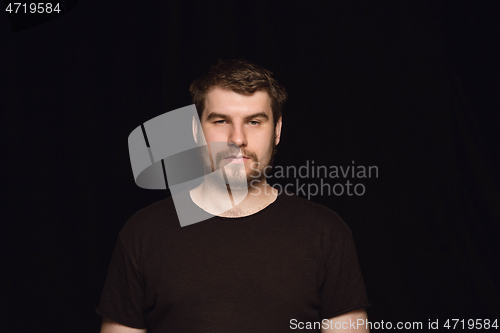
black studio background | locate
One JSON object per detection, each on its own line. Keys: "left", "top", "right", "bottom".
{"left": 1, "top": 0, "right": 499, "bottom": 332}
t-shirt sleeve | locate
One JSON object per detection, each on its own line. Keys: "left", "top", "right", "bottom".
{"left": 318, "top": 230, "right": 371, "bottom": 320}
{"left": 95, "top": 234, "right": 147, "bottom": 329}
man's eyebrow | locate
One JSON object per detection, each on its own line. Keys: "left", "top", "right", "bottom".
{"left": 205, "top": 111, "right": 269, "bottom": 121}
{"left": 205, "top": 112, "right": 228, "bottom": 121}
{"left": 245, "top": 112, "right": 269, "bottom": 120}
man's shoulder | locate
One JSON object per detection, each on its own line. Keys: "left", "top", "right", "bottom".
{"left": 277, "top": 193, "right": 344, "bottom": 221}
{"left": 276, "top": 193, "right": 352, "bottom": 236}
{"left": 119, "top": 195, "right": 178, "bottom": 238}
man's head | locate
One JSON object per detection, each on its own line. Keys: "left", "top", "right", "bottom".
{"left": 190, "top": 59, "right": 287, "bottom": 189}
{"left": 190, "top": 59, "right": 287, "bottom": 129}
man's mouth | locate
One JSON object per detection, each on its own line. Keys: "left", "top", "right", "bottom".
{"left": 225, "top": 155, "right": 250, "bottom": 163}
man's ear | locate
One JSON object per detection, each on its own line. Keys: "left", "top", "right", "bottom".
{"left": 275, "top": 116, "right": 282, "bottom": 145}
{"left": 192, "top": 115, "right": 199, "bottom": 144}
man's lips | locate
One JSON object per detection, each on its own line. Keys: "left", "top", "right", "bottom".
{"left": 224, "top": 155, "right": 251, "bottom": 163}
{"left": 225, "top": 155, "right": 250, "bottom": 160}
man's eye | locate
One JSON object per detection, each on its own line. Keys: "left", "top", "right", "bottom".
{"left": 214, "top": 120, "right": 227, "bottom": 124}
{"left": 248, "top": 120, "right": 260, "bottom": 125}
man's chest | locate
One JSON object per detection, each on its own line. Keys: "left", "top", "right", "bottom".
{"left": 141, "top": 231, "right": 325, "bottom": 330}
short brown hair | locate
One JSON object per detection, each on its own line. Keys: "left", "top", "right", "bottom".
{"left": 189, "top": 59, "right": 287, "bottom": 126}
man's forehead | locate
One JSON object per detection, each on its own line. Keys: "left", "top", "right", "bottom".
{"left": 203, "top": 87, "right": 272, "bottom": 119}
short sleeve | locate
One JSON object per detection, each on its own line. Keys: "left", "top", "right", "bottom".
{"left": 95, "top": 235, "right": 147, "bottom": 329}
{"left": 319, "top": 230, "right": 371, "bottom": 319}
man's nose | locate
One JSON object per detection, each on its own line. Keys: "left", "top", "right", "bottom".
{"left": 228, "top": 124, "right": 247, "bottom": 147}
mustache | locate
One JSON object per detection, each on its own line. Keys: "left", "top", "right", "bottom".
{"left": 215, "top": 149, "right": 257, "bottom": 161}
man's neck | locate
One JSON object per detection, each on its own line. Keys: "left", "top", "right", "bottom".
{"left": 189, "top": 178, "right": 278, "bottom": 218}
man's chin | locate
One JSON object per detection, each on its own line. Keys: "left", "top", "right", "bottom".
{"left": 224, "top": 175, "right": 249, "bottom": 190}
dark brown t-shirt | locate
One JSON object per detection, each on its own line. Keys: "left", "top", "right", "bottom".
{"left": 96, "top": 192, "right": 370, "bottom": 332}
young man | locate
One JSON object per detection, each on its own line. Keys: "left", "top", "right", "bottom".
{"left": 97, "top": 59, "right": 370, "bottom": 332}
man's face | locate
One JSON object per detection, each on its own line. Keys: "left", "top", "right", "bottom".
{"left": 199, "top": 86, "right": 282, "bottom": 188}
